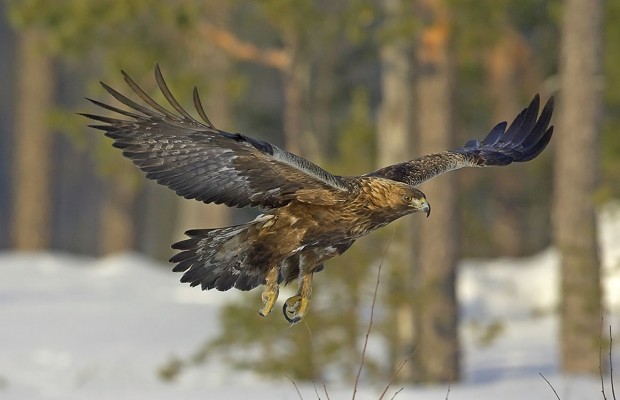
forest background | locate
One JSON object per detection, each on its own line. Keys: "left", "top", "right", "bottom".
{"left": 1, "top": 0, "right": 618, "bottom": 385}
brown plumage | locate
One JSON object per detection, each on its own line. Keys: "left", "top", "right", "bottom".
{"left": 83, "top": 65, "right": 554, "bottom": 324}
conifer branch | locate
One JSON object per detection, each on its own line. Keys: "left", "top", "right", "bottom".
{"left": 200, "top": 22, "right": 291, "bottom": 70}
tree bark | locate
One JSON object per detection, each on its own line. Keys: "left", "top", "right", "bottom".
{"left": 377, "top": 0, "right": 415, "bottom": 380}
{"left": 10, "top": 28, "right": 54, "bottom": 250}
{"left": 485, "top": 29, "right": 530, "bottom": 257}
{"left": 100, "top": 173, "right": 138, "bottom": 254}
{"left": 277, "top": 26, "right": 319, "bottom": 161}
{"left": 412, "top": 0, "right": 460, "bottom": 383}
{"left": 554, "top": 0, "right": 603, "bottom": 374}
{"left": 282, "top": 70, "right": 308, "bottom": 156}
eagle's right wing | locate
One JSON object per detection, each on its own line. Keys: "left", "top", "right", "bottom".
{"left": 368, "top": 94, "right": 554, "bottom": 187}
{"left": 82, "top": 65, "right": 349, "bottom": 210}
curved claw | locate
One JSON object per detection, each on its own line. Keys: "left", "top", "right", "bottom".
{"left": 283, "top": 295, "right": 310, "bottom": 325}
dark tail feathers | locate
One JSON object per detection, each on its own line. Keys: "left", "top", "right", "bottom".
{"left": 169, "top": 215, "right": 275, "bottom": 291}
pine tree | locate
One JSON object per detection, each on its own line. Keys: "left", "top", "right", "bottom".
{"left": 9, "top": 27, "right": 54, "bottom": 250}
{"left": 554, "top": 0, "right": 603, "bottom": 374}
{"left": 411, "top": 0, "right": 459, "bottom": 383}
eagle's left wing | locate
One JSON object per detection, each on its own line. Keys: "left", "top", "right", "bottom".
{"left": 367, "top": 95, "right": 554, "bottom": 186}
{"left": 82, "top": 65, "right": 350, "bottom": 210}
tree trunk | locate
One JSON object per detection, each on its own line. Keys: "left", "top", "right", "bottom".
{"left": 485, "top": 29, "right": 529, "bottom": 257}
{"left": 10, "top": 28, "right": 54, "bottom": 250}
{"left": 554, "top": 0, "right": 603, "bottom": 374}
{"left": 377, "top": 0, "right": 415, "bottom": 380}
{"left": 411, "top": 0, "right": 460, "bottom": 383}
{"left": 100, "top": 174, "right": 138, "bottom": 254}
{"left": 282, "top": 33, "right": 308, "bottom": 157}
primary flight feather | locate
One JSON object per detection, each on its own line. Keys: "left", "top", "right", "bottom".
{"left": 83, "top": 65, "right": 554, "bottom": 324}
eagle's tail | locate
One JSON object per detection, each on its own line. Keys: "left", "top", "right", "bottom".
{"left": 169, "top": 214, "right": 275, "bottom": 291}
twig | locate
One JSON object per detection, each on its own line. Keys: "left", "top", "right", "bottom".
{"left": 378, "top": 347, "right": 417, "bottom": 400}
{"left": 304, "top": 322, "right": 330, "bottom": 400}
{"left": 286, "top": 374, "right": 305, "bottom": 400}
{"left": 389, "top": 387, "right": 403, "bottom": 400}
{"left": 600, "top": 316, "right": 609, "bottom": 400}
{"left": 311, "top": 380, "right": 321, "bottom": 400}
{"left": 539, "top": 373, "right": 561, "bottom": 400}
{"left": 444, "top": 380, "right": 451, "bottom": 400}
{"left": 610, "top": 326, "right": 616, "bottom": 400}
{"left": 352, "top": 232, "right": 394, "bottom": 400}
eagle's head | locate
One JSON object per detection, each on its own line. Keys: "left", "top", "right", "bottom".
{"left": 364, "top": 178, "right": 431, "bottom": 218}
{"left": 379, "top": 182, "right": 430, "bottom": 217}
{"left": 400, "top": 187, "right": 430, "bottom": 217}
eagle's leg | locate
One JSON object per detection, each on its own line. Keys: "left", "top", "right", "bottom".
{"left": 258, "top": 266, "right": 280, "bottom": 317}
{"left": 283, "top": 272, "right": 313, "bottom": 325}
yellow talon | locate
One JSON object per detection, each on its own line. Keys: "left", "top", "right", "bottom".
{"left": 283, "top": 272, "right": 313, "bottom": 325}
{"left": 258, "top": 286, "right": 279, "bottom": 316}
{"left": 258, "top": 266, "right": 279, "bottom": 317}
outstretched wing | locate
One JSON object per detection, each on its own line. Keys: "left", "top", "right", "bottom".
{"left": 82, "top": 65, "right": 349, "bottom": 209}
{"left": 367, "top": 95, "right": 554, "bottom": 187}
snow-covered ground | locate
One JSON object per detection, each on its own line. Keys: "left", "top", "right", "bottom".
{"left": 1, "top": 203, "right": 619, "bottom": 399}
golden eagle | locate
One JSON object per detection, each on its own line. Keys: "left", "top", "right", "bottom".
{"left": 83, "top": 66, "right": 554, "bottom": 324}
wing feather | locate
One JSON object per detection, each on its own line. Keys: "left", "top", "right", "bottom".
{"left": 83, "top": 65, "right": 349, "bottom": 210}
{"left": 100, "top": 81, "right": 159, "bottom": 118}
{"left": 501, "top": 94, "right": 539, "bottom": 144}
{"left": 367, "top": 94, "right": 554, "bottom": 186}
{"left": 192, "top": 86, "right": 216, "bottom": 128}
{"left": 121, "top": 69, "right": 179, "bottom": 120}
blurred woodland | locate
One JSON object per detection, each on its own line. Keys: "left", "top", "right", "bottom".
{"left": 1, "top": 0, "right": 618, "bottom": 385}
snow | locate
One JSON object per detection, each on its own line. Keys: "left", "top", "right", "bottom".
{"left": 1, "top": 203, "right": 619, "bottom": 399}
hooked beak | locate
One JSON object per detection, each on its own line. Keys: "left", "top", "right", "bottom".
{"left": 421, "top": 201, "right": 431, "bottom": 217}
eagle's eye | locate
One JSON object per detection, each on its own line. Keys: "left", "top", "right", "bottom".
{"left": 403, "top": 195, "right": 413, "bottom": 203}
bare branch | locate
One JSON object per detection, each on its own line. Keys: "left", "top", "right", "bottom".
{"left": 286, "top": 374, "right": 305, "bottom": 400}
{"left": 601, "top": 317, "right": 609, "bottom": 400}
{"left": 311, "top": 380, "right": 321, "bottom": 400}
{"left": 352, "top": 232, "right": 394, "bottom": 400}
{"left": 378, "top": 350, "right": 415, "bottom": 400}
{"left": 389, "top": 387, "right": 403, "bottom": 400}
{"left": 303, "top": 322, "right": 331, "bottom": 400}
{"left": 539, "top": 373, "right": 561, "bottom": 400}
{"left": 610, "top": 326, "right": 617, "bottom": 400}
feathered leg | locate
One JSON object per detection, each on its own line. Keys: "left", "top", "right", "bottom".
{"left": 280, "top": 242, "right": 354, "bottom": 324}
{"left": 283, "top": 273, "right": 313, "bottom": 325}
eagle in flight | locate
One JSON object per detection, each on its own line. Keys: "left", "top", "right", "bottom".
{"left": 84, "top": 65, "right": 554, "bottom": 324}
